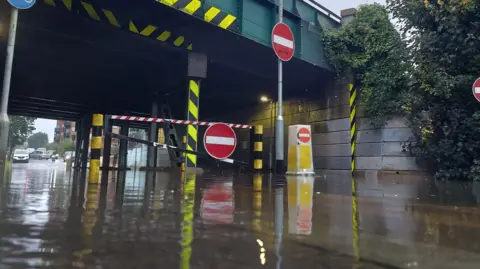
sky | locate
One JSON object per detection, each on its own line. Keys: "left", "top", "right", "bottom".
{"left": 32, "top": 0, "right": 387, "bottom": 139}
{"left": 34, "top": 118, "right": 56, "bottom": 143}
{"left": 316, "top": 0, "right": 386, "bottom": 14}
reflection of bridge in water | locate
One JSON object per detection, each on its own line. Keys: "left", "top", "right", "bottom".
{"left": 3, "top": 166, "right": 480, "bottom": 268}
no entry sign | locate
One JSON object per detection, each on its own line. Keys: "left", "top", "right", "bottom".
{"left": 272, "top": 23, "right": 295, "bottom": 61}
{"left": 297, "top": 127, "right": 311, "bottom": 144}
{"left": 473, "top": 77, "right": 480, "bottom": 102}
{"left": 203, "top": 123, "right": 237, "bottom": 159}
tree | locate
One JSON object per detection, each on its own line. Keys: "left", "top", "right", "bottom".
{"left": 27, "top": 132, "right": 49, "bottom": 149}
{"left": 387, "top": 0, "right": 480, "bottom": 180}
{"left": 9, "top": 116, "right": 36, "bottom": 154}
{"left": 323, "top": 3, "right": 411, "bottom": 127}
{"left": 47, "top": 140, "right": 74, "bottom": 156}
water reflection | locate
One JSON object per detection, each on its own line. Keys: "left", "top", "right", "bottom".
{"left": 180, "top": 173, "right": 195, "bottom": 269}
{"left": 275, "top": 183, "right": 284, "bottom": 269}
{"left": 200, "top": 176, "right": 234, "bottom": 225}
{"left": 287, "top": 176, "right": 313, "bottom": 235}
{"left": 3, "top": 162, "right": 480, "bottom": 268}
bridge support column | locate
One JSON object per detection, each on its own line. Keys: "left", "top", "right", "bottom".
{"left": 185, "top": 52, "right": 207, "bottom": 169}
{"left": 147, "top": 101, "right": 159, "bottom": 168}
{"left": 73, "top": 119, "right": 82, "bottom": 168}
{"left": 118, "top": 121, "right": 129, "bottom": 170}
{"left": 80, "top": 115, "right": 92, "bottom": 170}
{"left": 101, "top": 115, "right": 112, "bottom": 186}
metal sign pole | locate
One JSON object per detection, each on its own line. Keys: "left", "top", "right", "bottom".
{"left": 275, "top": 0, "right": 284, "bottom": 174}
{"left": 0, "top": 8, "right": 19, "bottom": 177}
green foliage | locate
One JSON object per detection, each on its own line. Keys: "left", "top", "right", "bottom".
{"left": 388, "top": 0, "right": 480, "bottom": 180}
{"left": 47, "top": 140, "right": 74, "bottom": 156}
{"left": 27, "top": 132, "right": 49, "bottom": 149}
{"left": 46, "top": 142, "right": 59, "bottom": 151}
{"left": 9, "top": 116, "right": 35, "bottom": 152}
{"left": 323, "top": 4, "right": 411, "bottom": 127}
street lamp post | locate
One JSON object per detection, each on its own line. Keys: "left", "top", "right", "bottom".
{"left": 0, "top": 8, "right": 19, "bottom": 177}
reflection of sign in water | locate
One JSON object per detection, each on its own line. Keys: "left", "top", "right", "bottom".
{"left": 287, "top": 176, "right": 314, "bottom": 235}
{"left": 201, "top": 182, "right": 234, "bottom": 224}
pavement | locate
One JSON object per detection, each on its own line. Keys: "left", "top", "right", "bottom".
{"left": 1, "top": 161, "right": 480, "bottom": 268}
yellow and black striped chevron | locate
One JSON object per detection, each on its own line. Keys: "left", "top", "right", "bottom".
{"left": 42, "top": 0, "right": 193, "bottom": 50}
{"left": 185, "top": 80, "right": 200, "bottom": 168}
{"left": 156, "top": 0, "right": 239, "bottom": 33}
{"left": 349, "top": 83, "right": 357, "bottom": 176}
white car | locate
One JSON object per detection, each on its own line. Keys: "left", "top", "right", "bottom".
{"left": 13, "top": 149, "right": 30, "bottom": 163}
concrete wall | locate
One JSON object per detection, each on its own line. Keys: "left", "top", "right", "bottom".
{"left": 207, "top": 79, "right": 426, "bottom": 174}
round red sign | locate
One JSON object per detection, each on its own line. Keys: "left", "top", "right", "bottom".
{"left": 271, "top": 22, "right": 295, "bottom": 61}
{"left": 297, "top": 128, "right": 311, "bottom": 144}
{"left": 203, "top": 123, "right": 237, "bottom": 159}
{"left": 473, "top": 78, "right": 480, "bottom": 102}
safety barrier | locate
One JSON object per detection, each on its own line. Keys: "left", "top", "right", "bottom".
{"left": 110, "top": 115, "right": 253, "bottom": 129}
{"left": 104, "top": 115, "right": 263, "bottom": 172}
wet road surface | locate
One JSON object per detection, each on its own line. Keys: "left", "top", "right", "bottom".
{"left": 2, "top": 161, "right": 480, "bottom": 268}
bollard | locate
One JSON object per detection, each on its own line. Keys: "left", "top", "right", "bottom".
{"left": 253, "top": 125, "right": 263, "bottom": 174}
{"left": 286, "top": 125, "right": 315, "bottom": 175}
{"left": 89, "top": 114, "right": 103, "bottom": 184}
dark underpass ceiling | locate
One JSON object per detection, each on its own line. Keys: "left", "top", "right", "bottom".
{"left": 0, "top": 1, "right": 332, "bottom": 122}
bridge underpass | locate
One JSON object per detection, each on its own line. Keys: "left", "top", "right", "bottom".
{"left": 0, "top": 0, "right": 344, "bottom": 179}
{"left": 1, "top": 0, "right": 333, "bottom": 118}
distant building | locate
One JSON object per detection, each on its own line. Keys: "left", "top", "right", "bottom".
{"left": 54, "top": 120, "right": 76, "bottom": 143}
{"left": 55, "top": 120, "right": 121, "bottom": 149}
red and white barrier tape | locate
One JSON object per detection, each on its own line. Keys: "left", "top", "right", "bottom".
{"left": 110, "top": 115, "right": 252, "bottom": 129}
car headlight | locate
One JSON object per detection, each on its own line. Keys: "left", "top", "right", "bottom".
{"left": 66, "top": 156, "right": 71, "bottom": 160}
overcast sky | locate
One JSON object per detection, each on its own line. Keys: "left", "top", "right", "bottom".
{"left": 317, "top": 0, "right": 386, "bottom": 14}
{"left": 32, "top": 0, "right": 386, "bottom": 140}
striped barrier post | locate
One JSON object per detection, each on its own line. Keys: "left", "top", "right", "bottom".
{"left": 349, "top": 83, "right": 360, "bottom": 262}
{"left": 186, "top": 80, "right": 200, "bottom": 168}
{"left": 349, "top": 83, "right": 357, "bottom": 177}
{"left": 89, "top": 114, "right": 103, "bottom": 184}
{"left": 253, "top": 125, "right": 263, "bottom": 173}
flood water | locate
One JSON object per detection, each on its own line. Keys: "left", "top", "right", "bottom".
{"left": 2, "top": 161, "right": 480, "bottom": 268}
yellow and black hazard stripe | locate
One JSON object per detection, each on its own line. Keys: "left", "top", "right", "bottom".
{"left": 157, "top": 0, "right": 202, "bottom": 17}
{"left": 156, "top": 0, "right": 239, "bottom": 33}
{"left": 349, "top": 84, "right": 357, "bottom": 178}
{"left": 89, "top": 114, "right": 103, "bottom": 184}
{"left": 180, "top": 173, "right": 196, "bottom": 269}
{"left": 253, "top": 126, "right": 263, "bottom": 173}
{"left": 42, "top": 0, "right": 193, "bottom": 50}
{"left": 350, "top": 83, "right": 360, "bottom": 263}
{"left": 203, "top": 6, "right": 239, "bottom": 32}
{"left": 185, "top": 80, "right": 200, "bottom": 168}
